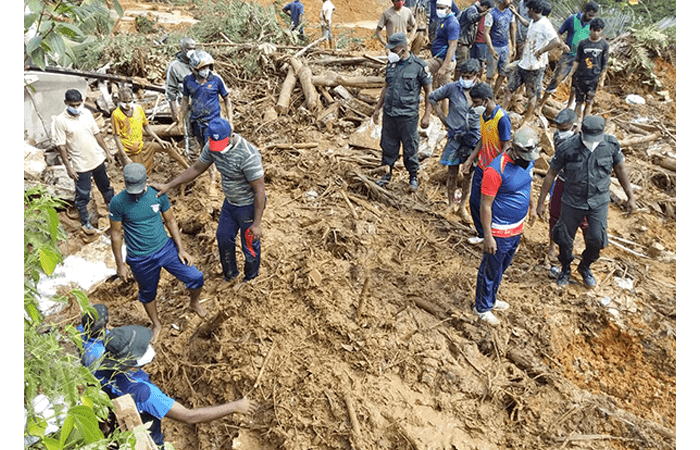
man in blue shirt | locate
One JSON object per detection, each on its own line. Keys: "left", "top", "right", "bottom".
{"left": 428, "top": 59, "right": 481, "bottom": 217}
{"left": 100, "top": 325, "right": 257, "bottom": 448}
{"left": 428, "top": 0, "right": 460, "bottom": 43}
{"left": 282, "top": 0, "right": 305, "bottom": 40}
{"left": 427, "top": 0, "right": 460, "bottom": 114}
{"left": 109, "top": 163, "right": 206, "bottom": 342}
{"left": 484, "top": 0, "right": 516, "bottom": 98}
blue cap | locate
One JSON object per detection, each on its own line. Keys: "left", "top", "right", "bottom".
{"left": 207, "top": 117, "right": 232, "bottom": 151}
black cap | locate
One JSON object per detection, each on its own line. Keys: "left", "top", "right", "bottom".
{"left": 553, "top": 108, "right": 576, "bottom": 126}
{"left": 386, "top": 32, "right": 408, "bottom": 49}
{"left": 102, "top": 325, "right": 152, "bottom": 370}
{"left": 581, "top": 115, "right": 605, "bottom": 143}
{"left": 81, "top": 304, "right": 109, "bottom": 338}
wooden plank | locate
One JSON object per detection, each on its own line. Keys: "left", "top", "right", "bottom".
{"left": 112, "top": 395, "right": 160, "bottom": 450}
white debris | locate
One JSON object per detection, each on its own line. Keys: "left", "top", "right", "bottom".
{"left": 625, "top": 94, "right": 646, "bottom": 105}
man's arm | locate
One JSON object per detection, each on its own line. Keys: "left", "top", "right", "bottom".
{"left": 109, "top": 219, "right": 129, "bottom": 282}
{"left": 162, "top": 208, "right": 194, "bottom": 265}
{"left": 536, "top": 167, "right": 558, "bottom": 219}
{"left": 166, "top": 398, "right": 256, "bottom": 425}
{"left": 144, "top": 123, "right": 168, "bottom": 149}
{"left": 427, "top": 86, "right": 449, "bottom": 126}
{"left": 94, "top": 133, "right": 115, "bottom": 164}
{"left": 178, "top": 96, "right": 190, "bottom": 132}
{"left": 372, "top": 84, "right": 388, "bottom": 124}
{"left": 110, "top": 115, "right": 131, "bottom": 165}
{"left": 375, "top": 26, "right": 387, "bottom": 47}
{"left": 223, "top": 95, "right": 233, "bottom": 125}
{"left": 613, "top": 161, "right": 637, "bottom": 213}
{"left": 152, "top": 159, "right": 212, "bottom": 197}
{"left": 462, "top": 139, "right": 482, "bottom": 173}
{"left": 57, "top": 144, "right": 78, "bottom": 181}
{"left": 249, "top": 177, "right": 266, "bottom": 241}
{"left": 407, "top": 13, "right": 418, "bottom": 42}
{"left": 439, "top": 39, "right": 458, "bottom": 76}
{"left": 484, "top": 24, "right": 497, "bottom": 59}
{"left": 535, "top": 36, "right": 561, "bottom": 59}
{"left": 420, "top": 83, "right": 434, "bottom": 128}
{"left": 480, "top": 193, "right": 497, "bottom": 254}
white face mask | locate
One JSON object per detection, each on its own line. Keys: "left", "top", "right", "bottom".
{"left": 557, "top": 129, "right": 575, "bottom": 140}
{"left": 135, "top": 345, "right": 156, "bottom": 367}
{"left": 436, "top": 9, "right": 448, "bottom": 19}
{"left": 119, "top": 101, "right": 135, "bottom": 110}
{"left": 459, "top": 77, "right": 476, "bottom": 89}
{"left": 387, "top": 51, "right": 401, "bottom": 63}
{"left": 473, "top": 105, "right": 486, "bottom": 116}
{"left": 198, "top": 68, "right": 211, "bottom": 78}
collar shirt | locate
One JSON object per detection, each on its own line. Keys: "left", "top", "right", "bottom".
{"left": 182, "top": 72, "right": 229, "bottom": 122}
{"left": 383, "top": 53, "right": 433, "bottom": 118}
{"left": 428, "top": 81, "right": 479, "bottom": 139}
{"left": 549, "top": 135, "right": 624, "bottom": 210}
{"left": 52, "top": 110, "right": 106, "bottom": 173}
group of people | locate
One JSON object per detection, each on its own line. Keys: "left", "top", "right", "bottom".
{"left": 369, "top": 0, "right": 634, "bottom": 326}
{"left": 282, "top": 0, "right": 336, "bottom": 48}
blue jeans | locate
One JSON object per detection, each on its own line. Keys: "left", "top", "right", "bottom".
{"left": 75, "top": 162, "right": 114, "bottom": 226}
{"left": 474, "top": 234, "right": 521, "bottom": 313}
{"left": 217, "top": 199, "right": 261, "bottom": 281}
{"left": 127, "top": 238, "right": 204, "bottom": 303}
{"left": 469, "top": 166, "right": 484, "bottom": 238}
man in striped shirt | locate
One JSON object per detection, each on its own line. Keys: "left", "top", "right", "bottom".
{"left": 154, "top": 118, "right": 266, "bottom": 288}
{"left": 461, "top": 82, "right": 512, "bottom": 245}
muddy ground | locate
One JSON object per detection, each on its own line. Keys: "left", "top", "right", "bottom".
{"left": 48, "top": 1, "right": 676, "bottom": 449}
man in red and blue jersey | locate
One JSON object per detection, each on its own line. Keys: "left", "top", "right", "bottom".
{"left": 472, "top": 127, "right": 538, "bottom": 326}
{"left": 462, "top": 82, "right": 512, "bottom": 245}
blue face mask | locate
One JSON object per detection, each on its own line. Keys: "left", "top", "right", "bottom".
{"left": 198, "top": 68, "right": 211, "bottom": 79}
{"left": 66, "top": 104, "right": 83, "bottom": 115}
{"left": 459, "top": 77, "right": 476, "bottom": 89}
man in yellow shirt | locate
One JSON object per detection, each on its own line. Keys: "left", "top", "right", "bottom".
{"left": 111, "top": 88, "right": 189, "bottom": 175}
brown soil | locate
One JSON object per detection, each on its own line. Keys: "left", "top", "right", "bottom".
{"left": 55, "top": 1, "right": 677, "bottom": 449}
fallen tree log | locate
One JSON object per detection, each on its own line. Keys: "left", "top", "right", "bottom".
{"left": 652, "top": 155, "right": 676, "bottom": 172}
{"left": 275, "top": 65, "right": 298, "bottom": 114}
{"left": 30, "top": 65, "right": 165, "bottom": 93}
{"left": 619, "top": 133, "right": 660, "bottom": 148}
{"left": 312, "top": 73, "right": 385, "bottom": 89}
{"left": 289, "top": 57, "right": 320, "bottom": 111}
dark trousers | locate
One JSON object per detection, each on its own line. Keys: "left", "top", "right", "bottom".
{"left": 469, "top": 166, "right": 485, "bottom": 238}
{"left": 475, "top": 234, "right": 521, "bottom": 313}
{"left": 217, "top": 199, "right": 261, "bottom": 281}
{"left": 380, "top": 113, "right": 420, "bottom": 176}
{"left": 549, "top": 178, "right": 588, "bottom": 239}
{"left": 75, "top": 162, "right": 114, "bottom": 226}
{"left": 552, "top": 202, "right": 609, "bottom": 269}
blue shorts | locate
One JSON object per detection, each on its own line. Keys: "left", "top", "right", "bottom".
{"left": 439, "top": 138, "right": 471, "bottom": 166}
{"left": 486, "top": 45, "right": 509, "bottom": 78}
{"left": 126, "top": 238, "right": 204, "bottom": 303}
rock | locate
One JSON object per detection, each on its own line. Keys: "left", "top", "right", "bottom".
{"left": 42, "top": 165, "right": 75, "bottom": 199}
{"left": 24, "top": 143, "right": 47, "bottom": 182}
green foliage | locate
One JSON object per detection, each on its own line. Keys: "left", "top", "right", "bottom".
{"left": 189, "top": 1, "right": 286, "bottom": 44}
{"left": 24, "top": 0, "right": 123, "bottom": 69}
{"left": 135, "top": 15, "right": 158, "bottom": 34}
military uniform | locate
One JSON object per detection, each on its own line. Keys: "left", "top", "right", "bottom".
{"left": 380, "top": 53, "right": 433, "bottom": 177}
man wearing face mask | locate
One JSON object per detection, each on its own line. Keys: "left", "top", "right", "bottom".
{"left": 100, "top": 325, "right": 258, "bottom": 448}
{"left": 375, "top": 0, "right": 417, "bottom": 48}
{"left": 428, "top": 0, "right": 460, "bottom": 44}
{"left": 428, "top": 59, "right": 481, "bottom": 217}
{"left": 178, "top": 50, "right": 232, "bottom": 150}
{"left": 472, "top": 127, "right": 538, "bottom": 326}
{"left": 109, "top": 163, "right": 206, "bottom": 343}
{"left": 536, "top": 115, "right": 637, "bottom": 288}
{"left": 111, "top": 87, "right": 189, "bottom": 175}
{"left": 427, "top": 0, "right": 460, "bottom": 106}
{"left": 53, "top": 89, "right": 116, "bottom": 234}
{"left": 165, "top": 37, "right": 196, "bottom": 127}
{"left": 372, "top": 32, "right": 433, "bottom": 192}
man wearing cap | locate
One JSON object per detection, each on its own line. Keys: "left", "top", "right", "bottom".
{"left": 100, "top": 325, "right": 257, "bottom": 448}
{"left": 111, "top": 87, "right": 189, "bottom": 175}
{"left": 536, "top": 115, "right": 637, "bottom": 288}
{"left": 109, "top": 163, "right": 206, "bottom": 342}
{"left": 372, "top": 32, "right": 433, "bottom": 192}
{"left": 375, "top": 0, "right": 418, "bottom": 48}
{"left": 153, "top": 118, "right": 266, "bottom": 287}
{"left": 428, "top": 58, "right": 482, "bottom": 216}
{"left": 427, "top": 0, "right": 461, "bottom": 104}
{"left": 53, "top": 88, "right": 117, "bottom": 234}
{"left": 77, "top": 304, "right": 121, "bottom": 397}
{"left": 472, "top": 127, "right": 539, "bottom": 326}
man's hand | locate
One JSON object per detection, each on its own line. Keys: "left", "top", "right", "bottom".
{"left": 66, "top": 166, "right": 79, "bottom": 181}
{"left": 483, "top": 235, "right": 497, "bottom": 255}
{"left": 490, "top": 48, "right": 499, "bottom": 59}
{"left": 624, "top": 197, "right": 637, "bottom": 215}
{"left": 438, "top": 64, "right": 448, "bottom": 78}
{"left": 372, "top": 109, "right": 381, "bottom": 124}
{"left": 536, "top": 202, "right": 547, "bottom": 220}
{"left": 234, "top": 398, "right": 259, "bottom": 415}
{"left": 249, "top": 223, "right": 263, "bottom": 241}
{"left": 116, "top": 263, "right": 130, "bottom": 283}
{"left": 420, "top": 114, "right": 431, "bottom": 129}
{"left": 149, "top": 182, "right": 169, "bottom": 197}
{"left": 178, "top": 249, "right": 194, "bottom": 266}
{"left": 105, "top": 152, "right": 115, "bottom": 165}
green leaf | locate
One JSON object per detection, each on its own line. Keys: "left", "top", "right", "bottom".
{"left": 44, "top": 30, "right": 67, "bottom": 55}
{"left": 56, "top": 22, "right": 85, "bottom": 41}
{"left": 70, "top": 405, "right": 104, "bottom": 443}
{"left": 59, "top": 413, "right": 76, "bottom": 448}
{"left": 24, "top": 12, "right": 39, "bottom": 31}
{"left": 72, "top": 290, "right": 91, "bottom": 312}
{"left": 42, "top": 437, "right": 62, "bottom": 450}
{"left": 39, "top": 247, "right": 61, "bottom": 276}
{"left": 112, "top": 0, "right": 124, "bottom": 17}
{"left": 24, "top": 0, "right": 43, "bottom": 15}
{"left": 26, "top": 34, "right": 42, "bottom": 54}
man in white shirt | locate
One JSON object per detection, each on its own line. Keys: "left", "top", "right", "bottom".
{"left": 53, "top": 89, "right": 119, "bottom": 234}
{"left": 501, "top": 0, "right": 559, "bottom": 126}
{"left": 320, "top": 0, "right": 336, "bottom": 49}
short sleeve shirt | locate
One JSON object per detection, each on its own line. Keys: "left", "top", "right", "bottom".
{"left": 559, "top": 13, "right": 592, "bottom": 55}
{"left": 109, "top": 187, "right": 171, "bottom": 258}
{"left": 165, "top": 52, "right": 191, "bottom": 102}
{"left": 52, "top": 110, "right": 106, "bottom": 173}
{"left": 481, "top": 152, "right": 534, "bottom": 237}
{"left": 484, "top": 7, "right": 514, "bottom": 48}
{"left": 111, "top": 105, "right": 147, "bottom": 154}
{"left": 549, "top": 135, "right": 624, "bottom": 210}
{"left": 428, "top": 81, "right": 477, "bottom": 139}
{"left": 431, "top": 14, "right": 461, "bottom": 59}
{"left": 575, "top": 38, "right": 609, "bottom": 80}
{"left": 182, "top": 72, "right": 229, "bottom": 122}
{"left": 377, "top": 6, "right": 416, "bottom": 40}
{"left": 283, "top": 0, "right": 304, "bottom": 25}
{"left": 200, "top": 134, "right": 265, "bottom": 207}
{"left": 518, "top": 16, "right": 558, "bottom": 71}
{"left": 383, "top": 53, "right": 433, "bottom": 118}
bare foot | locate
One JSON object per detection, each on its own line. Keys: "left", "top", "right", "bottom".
{"left": 150, "top": 324, "right": 162, "bottom": 344}
{"left": 190, "top": 301, "right": 207, "bottom": 318}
